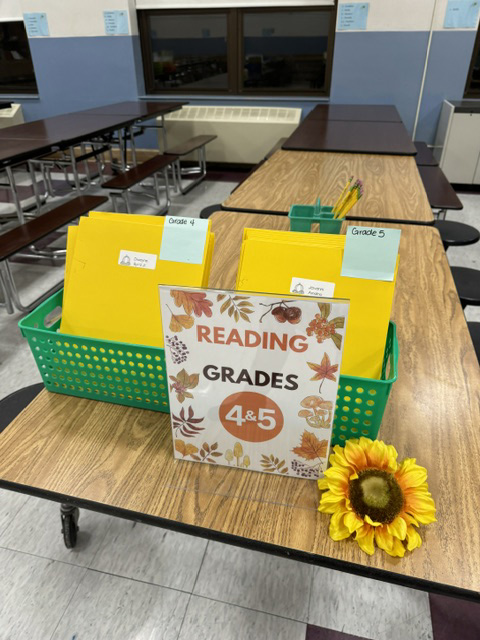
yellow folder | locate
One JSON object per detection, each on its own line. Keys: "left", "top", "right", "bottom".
{"left": 60, "top": 214, "right": 214, "bottom": 348}
{"left": 236, "top": 229, "right": 398, "bottom": 379}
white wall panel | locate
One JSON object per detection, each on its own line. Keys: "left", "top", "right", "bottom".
{"left": 0, "top": 0, "right": 22, "bottom": 21}
{"left": 19, "top": 0, "right": 139, "bottom": 36}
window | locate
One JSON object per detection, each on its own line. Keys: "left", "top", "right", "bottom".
{"left": 0, "top": 21, "right": 38, "bottom": 94}
{"left": 465, "top": 27, "right": 480, "bottom": 97}
{"left": 138, "top": 7, "right": 335, "bottom": 96}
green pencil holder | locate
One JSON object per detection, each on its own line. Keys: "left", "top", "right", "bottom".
{"left": 331, "top": 322, "right": 398, "bottom": 447}
{"left": 289, "top": 199, "right": 342, "bottom": 234}
{"left": 19, "top": 289, "right": 170, "bottom": 413}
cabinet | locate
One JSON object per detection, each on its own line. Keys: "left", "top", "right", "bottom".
{"left": 434, "top": 100, "right": 480, "bottom": 184}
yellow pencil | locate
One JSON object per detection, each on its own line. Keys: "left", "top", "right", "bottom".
{"left": 333, "top": 176, "right": 353, "bottom": 217}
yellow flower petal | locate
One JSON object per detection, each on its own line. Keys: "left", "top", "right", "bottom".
{"left": 386, "top": 516, "right": 407, "bottom": 541}
{"left": 344, "top": 510, "right": 364, "bottom": 533}
{"left": 355, "top": 525, "right": 375, "bottom": 555}
{"left": 404, "top": 493, "right": 437, "bottom": 524}
{"left": 375, "top": 526, "right": 394, "bottom": 553}
{"left": 406, "top": 525, "right": 422, "bottom": 551}
{"left": 396, "top": 458, "right": 428, "bottom": 490}
{"left": 344, "top": 440, "right": 368, "bottom": 471}
{"left": 318, "top": 478, "right": 329, "bottom": 491}
{"left": 319, "top": 491, "right": 346, "bottom": 514}
{"left": 323, "top": 466, "right": 350, "bottom": 495}
{"left": 401, "top": 512, "right": 419, "bottom": 527}
{"left": 391, "top": 537, "right": 406, "bottom": 558}
{"left": 364, "top": 439, "right": 390, "bottom": 470}
{"left": 365, "top": 514, "right": 382, "bottom": 527}
{"left": 329, "top": 509, "right": 351, "bottom": 541}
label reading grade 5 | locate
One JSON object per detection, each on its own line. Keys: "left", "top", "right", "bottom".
{"left": 159, "top": 216, "right": 209, "bottom": 265}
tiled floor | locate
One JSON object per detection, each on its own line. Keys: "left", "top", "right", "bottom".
{"left": 0, "top": 171, "right": 479, "bottom": 639}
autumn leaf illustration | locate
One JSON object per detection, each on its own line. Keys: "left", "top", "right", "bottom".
{"left": 168, "top": 306, "right": 194, "bottom": 333}
{"left": 217, "top": 294, "right": 254, "bottom": 323}
{"left": 292, "top": 431, "right": 328, "bottom": 460}
{"left": 260, "top": 454, "right": 289, "bottom": 474}
{"left": 171, "top": 290, "right": 213, "bottom": 318}
{"left": 175, "top": 439, "right": 199, "bottom": 458}
{"left": 172, "top": 406, "right": 205, "bottom": 438}
{"left": 190, "top": 441, "right": 223, "bottom": 464}
{"left": 169, "top": 369, "right": 199, "bottom": 403}
{"left": 307, "top": 353, "right": 338, "bottom": 392}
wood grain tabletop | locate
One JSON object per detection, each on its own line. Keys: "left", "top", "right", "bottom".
{"left": 223, "top": 150, "right": 434, "bottom": 225}
{"left": 0, "top": 213, "right": 478, "bottom": 597}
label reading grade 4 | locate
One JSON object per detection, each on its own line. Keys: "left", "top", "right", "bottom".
{"left": 159, "top": 216, "right": 208, "bottom": 265}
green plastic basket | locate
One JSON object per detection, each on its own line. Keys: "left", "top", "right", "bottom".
{"left": 19, "top": 289, "right": 170, "bottom": 413}
{"left": 331, "top": 322, "right": 398, "bottom": 446}
{"left": 289, "top": 199, "right": 342, "bottom": 234}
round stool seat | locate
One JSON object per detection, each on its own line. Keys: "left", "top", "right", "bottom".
{"left": 451, "top": 267, "right": 480, "bottom": 308}
{"left": 468, "top": 322, "right": 480, "bottom": 362}
{"left": 435, "top": 220, "right": 480, "bottom": 250}
{"left": 200, "top": 203, "right": 222, "bottom": 219}
{"left": 0, "top": 382, "right": 44, "bottom": 433}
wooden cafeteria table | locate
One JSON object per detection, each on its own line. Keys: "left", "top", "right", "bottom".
{"left": 282, "top": 120, "right": 417, "bottom": 155}
{"left": 0, "top": 212, "right": 479, "bottom": 600}
{"left": 223, "top": 149, "right": 434, "bottom": 225}
{"left": 305, "top": 104, "right": 402, "bottom": 122}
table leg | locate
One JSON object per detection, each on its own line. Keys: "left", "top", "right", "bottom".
{"left": 129, "top": 126, "right": 137, "bottom": 167}
{"left": 117, "top": 129, "right": 126, "bottom": 171}
{"left": 28, "top": 161, "right": 42, "bottom": 214}
{"left": 69, "top": 147, "right": 81, "bottom": 192}
{"left": 5, "top": 166, "right": 24, "bottom": 225}
{"left": 0, "top": 262, "right": 15, "bottom": 314}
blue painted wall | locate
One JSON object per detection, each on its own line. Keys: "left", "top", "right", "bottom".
{"left": 12, "top": 27, "right": 480, "bottom": 146}
{"left": 330, "top": 31, "right": 430, "bottom": 135}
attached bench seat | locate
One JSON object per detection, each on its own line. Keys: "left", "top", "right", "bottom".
{"left": 418, "top": 165, "right": 463, "bottom": 217}
{"left": 102, "top": 153, "right": 177, "bottom": 214}
{"left": 0, "top": 194, "right": 108, "bottom": 314}
{"left": 414, "top": 142, "right": 438, "bottom": 166}
{"left": 166, "top": 135, "right": 217, "bottom": 194}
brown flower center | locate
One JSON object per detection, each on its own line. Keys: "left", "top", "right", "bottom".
{"left": 349, "top": 469, "right": 404, "bottom": 524}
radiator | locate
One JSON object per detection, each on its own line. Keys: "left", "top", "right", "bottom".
{"left": 161, "top": 106, "right": 301, "bottom": 164}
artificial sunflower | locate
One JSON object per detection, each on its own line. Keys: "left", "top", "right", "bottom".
{"left": 318, "top": 437, "right": 436, "bottom": 557}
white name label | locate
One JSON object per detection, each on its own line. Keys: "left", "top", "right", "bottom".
{"left": 290, "top": 277, "right": 335, "bottom": 298}
{"left": 118, "top": 250, "right": 157, "bottom": 270}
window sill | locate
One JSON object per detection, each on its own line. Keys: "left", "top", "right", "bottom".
{"left": 0, "top": 94, "right": 40, "bottom": 100}
{"left": 139, "top": 94, "right": 329, "bottom": 103}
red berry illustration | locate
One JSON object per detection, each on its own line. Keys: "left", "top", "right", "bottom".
{"left": 272, "top": 306, "right": 287, "bottom": 323}
{"left": 284, "top": 306, "right": 302, "bottom": 324}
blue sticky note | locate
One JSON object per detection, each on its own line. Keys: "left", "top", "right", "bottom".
{"left": 444, "top": 0, "right": 479, "bottom": 28}
{"left": 104, "top": 10, "right": 129, "bottom": 35}
{"left": 341, "top": 226, "right": 401, "bottom": 281}
{"left": 160, "top": 216, "right": 209, "bottom": 265}
{"left": 23, "top": 13, "right": 49, "bottom": 37}
{"left": 338, "top": 3, "right": 369, "bottom": 30}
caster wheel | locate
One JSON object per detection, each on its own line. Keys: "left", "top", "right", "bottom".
{"left": 61, "top": 507, "right": 79, "bottom": 549}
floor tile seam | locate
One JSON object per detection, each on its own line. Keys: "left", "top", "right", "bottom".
{"left": 0, "top": 543, "right": 193, "bottom": 595}
{"left": 48, "top": 565, "right": 90, "bottom": 640}
{"left": 375, "top": 607, "right": 433, "bottom": 635}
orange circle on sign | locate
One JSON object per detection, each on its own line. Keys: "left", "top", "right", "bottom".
{"left": 219, "top": 392, "right": 284, "bottom": 442}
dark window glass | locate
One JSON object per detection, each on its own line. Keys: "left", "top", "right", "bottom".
{"left": 0, "top": 21, "right": 38, "bottom": 94}
{"left": 242, "top": 10, "right": 331, "bottom": 93}
{"left": 139, "top": 8, "right": 335, "bottom": 96}
{"left": 146, "top": 13, "right": 228, "bottom": 91}
{"left": 465, "top": 29, "right": 480, "bottom": 96}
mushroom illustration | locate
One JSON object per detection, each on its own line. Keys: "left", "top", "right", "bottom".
{"left": 299, "top": 396, "right": 332, "bottom": 429}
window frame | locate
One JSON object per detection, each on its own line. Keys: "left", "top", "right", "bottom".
{"left": 138, "top": 6, "right": 336, "bottom": 97}
{"left": 0, "top": 20, "right": 38, "bottom": 95}
{"left": 464, "top": 26, "right": 480, "bottom": 97}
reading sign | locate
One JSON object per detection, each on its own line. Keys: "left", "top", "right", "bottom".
{"left": 160, "top": 286, "right": 349, "bottom": 479}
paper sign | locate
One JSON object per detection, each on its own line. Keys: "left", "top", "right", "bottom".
{"left": 118, "top": 250, "right": 157, "bottom": 270}
{"left": 341, "top": 226, "right": 401, "bottom": 281}
{"left": 290, "top": 277, "right": 335, "bottom": 299}
{"left": 444, "top": 0, "right": 480, "bottom": 28}
{"left": 159, "top": 216, "right": 209, "bottom": 265}
{"left": 338, "top": 3, "right": 369, "bottom": 30}
{"left": 160, "top": 286, "right": 349, "bottom": 479}
{"left": 23, "top": 13, "right": 49, "bottom": 37}
{"left": 103, "top": 10, "right": 129, "bottom": 35}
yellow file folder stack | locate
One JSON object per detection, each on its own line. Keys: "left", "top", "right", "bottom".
{"left": 60, "top": 212, "right": 214, "bottom": 348}
{"left": 236, "top": 228, "right": 398, "bottom": 379}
